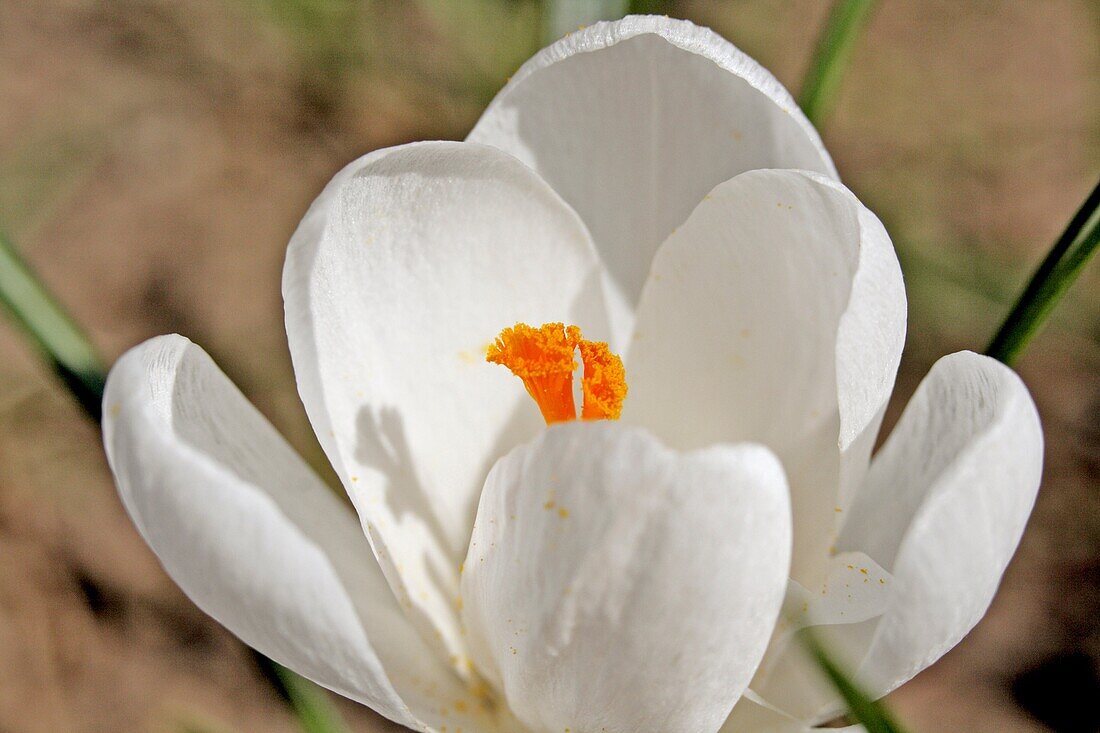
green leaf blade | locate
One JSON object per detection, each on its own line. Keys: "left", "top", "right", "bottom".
{"left": 802, "top": 631, "right": 911, "bottom": 733}
{"left": 799, "top": 0, "right": 877, "bottom": 125}
{"left": 0, "top": 231, "right": 106, "bottom": 417}
{"left": 272, "top": 662, "right": 352, "bottom": 733}
{"left": 985, "top": 179, "right": 1100, "bottom": 366}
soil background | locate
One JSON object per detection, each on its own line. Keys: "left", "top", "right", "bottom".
{"left": 0, "top": 1, "right": 1097, "bottom": 732}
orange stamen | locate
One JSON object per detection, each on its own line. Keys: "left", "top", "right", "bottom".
{"left": 579, "top": 340, "right": 627, "bottom": 420}
{"left": 486, "top": 323, "right": 581, "bottom": 424}
{"left": 486, "top": 322, "right": 627, "bottom": 425}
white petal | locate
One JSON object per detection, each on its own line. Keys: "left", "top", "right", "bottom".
{"left": 838, "top": 351, "right": 1043, "bottom": 696}
{"left": 468, "top": 15, "right": 836, "bottom": 339}
{"left": 747, "top": 358, "right": 1040, "bottom": 722}
{"left": 833, "top": 200, "right": 908, "bottom": 506}
{"left": 722, "top": 695, "right": 868, "bottom": 733}
{"left": 721, "top": 694, "right": 805, "bottom": 733}
{"left": 283, "top": 141, "right": 610, "bottom": 667}
{"left": 624, "top": 169, "right": 905, "bottom": 588}
{"left": 748, "top": 554, "right": 893, "bottom": 721}
{"left": 460, "top": 422, "right": 792, "bottom": 733}
{"left": 102, "top": 336, "right": 502, "bottom": 733}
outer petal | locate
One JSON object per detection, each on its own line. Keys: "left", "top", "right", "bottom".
{"left": 468, "top": 15, "right": 836, "bottom": 339}
{"left": 747, "top": 555, "right": 893, "bottom": 721}
{"left": 838, "top": 351, "right": 1043, "bottom": 696}
{"left": 102, "top": 336, "right": 501, "bottom": 733}
{"left": 748, "top": 357, "right": 1040, "bottom": 722}
{"left": 460, "top": 422, "right": 792, "bottom": 733}
{"left": 283, "top": 141, "right": 609, "bottom": 667}
{"left": 624, "top": 169, "right": 905, "bottom": 588}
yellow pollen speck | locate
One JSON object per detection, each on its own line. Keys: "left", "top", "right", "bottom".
{"left": 543, "top": 500, "right": 556, "bottom": 510}
{"left": 487, "top": 322, "right": 627, "bottom": 425}
{"left": 558, "top": 507, "right": 569, "bottom": 519}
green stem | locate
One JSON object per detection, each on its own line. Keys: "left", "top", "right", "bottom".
{"left": 985, "top": 179, "right": 1100, "bottom": 366}
{"left": 0, "top": 231, "right": 349, "bottom": 733}
{"left": 799, "top": 0, "right": 877, "bottom": 125}
{"left": 802, "top": 631, "right": 911, "bottom": 733}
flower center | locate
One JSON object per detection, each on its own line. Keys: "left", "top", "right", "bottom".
{"left": 486, "top": 322, "right": 627, "bottom": 425}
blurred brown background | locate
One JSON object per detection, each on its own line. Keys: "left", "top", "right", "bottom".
{"left": 0, "top": 1, "right": 1096, "bottom": 731}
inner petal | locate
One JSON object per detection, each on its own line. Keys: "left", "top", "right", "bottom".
{"left": 624, "top": 169, "right": 905, "bottom": 590}
{"left": 460, "top": 422, "right": 792, "bottom": 733}
{"left": 487, "top": 322, "right": 627, "bottom": 424}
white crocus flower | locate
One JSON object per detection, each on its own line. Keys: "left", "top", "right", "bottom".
{"left": 101, "top": 16, "right": 1043, "bottom": 733}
